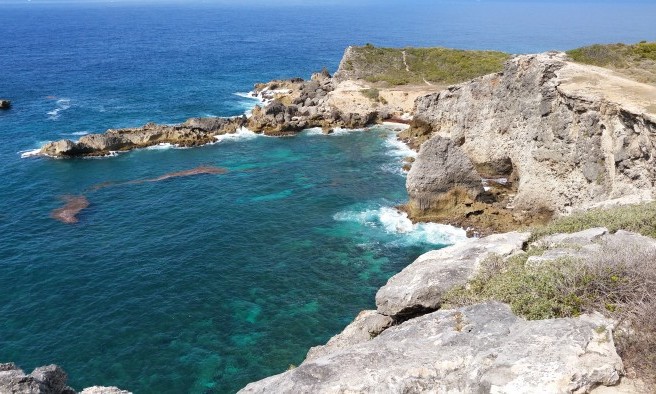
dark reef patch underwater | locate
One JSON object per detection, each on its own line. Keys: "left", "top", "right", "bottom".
{"left": 1, "top": 1, "right": 656, "bottom": 392}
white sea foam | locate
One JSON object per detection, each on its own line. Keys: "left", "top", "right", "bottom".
{"left": 47, "top": 98, "right": 72, "bottom": 120}
{"left": 303, "top": 127, "right": 325, "bottom": 136}
{"left": 145, "top": 143, "right": 175, "bottom": 150}
{"left": 331, "top": 127, "right": 363, "bottom": 135}
{"left": 62, "top": 131, "right": 89, "bottom": 136}
{"left": 381, "top": 121, "right": 411, "bottom": 130}
{"left": 384, "top": 133, "right": 417, "bottom": 158}
{"left": 214, "top": 126, "right": 258, "bottom": 142}
{"left": 19, "top": 148, "right": 43, "bottom": 158}
{"left": 380, "top": 162, "right": 405, "bottom": 176}
{"left": 234, "top": 92, "right": 259, "bottom": 100}
{"left": 334, "top": 206, "right": 468, "bottom": 246}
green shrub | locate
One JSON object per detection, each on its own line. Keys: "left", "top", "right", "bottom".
{"left": 566, "top": 41, "right": 656, "bottom": 84}
{"left": 360, "top": 88, "right": 380, "bottom": 101}
{"left": 443, "top": 252, "right": 585, "bottom": 320}
{"left": 347, "top": 45, "right": 510, "bottom": 86}
{"left": 443, "top": 235, "right": 656, "bottom": 384}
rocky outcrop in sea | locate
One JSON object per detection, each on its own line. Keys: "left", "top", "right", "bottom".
{"left": 36, "top": 66, "right": 411, "bottom": 158}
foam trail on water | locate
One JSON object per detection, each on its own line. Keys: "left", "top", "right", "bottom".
{"left": 334, "top": 206, "right": 467, "bottom": 246}
{"left": 47, "top": 98, "right": 72, "bottom": 120}
{"left": 234, "top": 92, "right": 259, "bottom": 100}
{"left": 62, "top": 131, "right": 89, "bottom": 136}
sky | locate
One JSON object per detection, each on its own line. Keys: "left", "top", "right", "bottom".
{"left": 2, "top": 0, "right": 655, "bottom": 3}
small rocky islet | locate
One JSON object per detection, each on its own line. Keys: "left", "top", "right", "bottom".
{"left": 8, "top": 42, "right": 656, "bottom": 393}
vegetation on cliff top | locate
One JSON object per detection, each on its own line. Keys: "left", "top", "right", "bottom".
{"left": 443, "top": 201, "right": 656, "bottom": 383}
{"left": 342, "top": 44, "right": 510, "bottom": 86}
{"left": 567, "top": 41, "right": 656, "bottom": 85}
{"left": 529, "top": 201, "right": 656, "bottom": 242}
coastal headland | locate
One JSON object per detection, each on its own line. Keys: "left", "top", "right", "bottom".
{"left": 8, "top": 42, "right": 656, "bottom": 393}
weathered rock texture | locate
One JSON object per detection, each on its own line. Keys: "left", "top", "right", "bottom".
{"left": 240, "top": 228, "right": 651, "bottom": 392}
{"left": 39, "top": 117, "right": 246, "bottom": 157}
{"left": 406, "top": 136, "right": 484, "bottom": 211}
{"left": 405, "top": 52, "right": 656, "bottom": 216}
{"left": 376, "top": 231, "right": 530, "bottom": 318}
{"left": 240, "top": 302, "right": 623, "bottom": 394}
{"left": 0, "top": 363, "right": 129, "bottom": 394}
{"left": 36, "top": 48, "right": 438, "bottom": 158}
{"left": 247, "top": 70, "right": 384, "bottom": 135}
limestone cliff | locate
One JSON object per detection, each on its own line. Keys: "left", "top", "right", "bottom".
{"left": 404, "top": 52, "right": 656, "bottom": 219}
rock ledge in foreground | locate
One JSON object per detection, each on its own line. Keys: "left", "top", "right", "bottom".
{"left": 240, "top": 302, "right": 623, "bottom": 393}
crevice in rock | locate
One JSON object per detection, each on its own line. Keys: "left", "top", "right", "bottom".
{"left": 389, "top": 305, "right": 441, "bottom": 324}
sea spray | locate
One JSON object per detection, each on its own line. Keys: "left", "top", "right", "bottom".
{"left": 334, "top": 206, "right": 467, "bottom": 247}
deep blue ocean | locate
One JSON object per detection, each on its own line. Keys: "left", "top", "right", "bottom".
{"left": 1, "top": 1, "right": 654, "bottom": 393}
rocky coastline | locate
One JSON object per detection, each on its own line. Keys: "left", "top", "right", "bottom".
{"left": 36, "top": 67, "right": 423, "bottom": 158}
{"left": 241, "top": 47, "right": 656, "bottom": 392}
{"left": 9, "top": 43, "right": 656, "bottom": 393}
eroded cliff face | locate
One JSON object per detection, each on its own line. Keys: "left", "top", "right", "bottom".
{"left": 405, "top": 52, "right": 656, "bottom": 217}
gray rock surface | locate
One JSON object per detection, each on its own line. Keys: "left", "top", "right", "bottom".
{"left": 240, "top": 302, "right": 623, "bottom": 394}
{"left": 0, "top": 363, "right": 130, "bottom": 394}
{"left": 0, "top": 363, "right": 73, "bottom": 394}
{"left": 409, "top": 52, "right": 656, "bottom": 214}
{"left": 406, "top": 136, "right": 484, "bottom": 210}
{"left": 39, "top": 116, "right": 246, "bottom": 157}
{"left": 376, "top": 231, "right": 530, "bottom": 318}
{"left": 305, "top": 310, "right": 393, "bottom": 362}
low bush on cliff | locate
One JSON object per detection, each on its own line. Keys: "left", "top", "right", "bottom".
{"left": 529, "top": 202, "right": 656, "bottom": 243}
{"left": 443, "top": 239, "right": 656, "bottom": 383}
{"left": 346, "top": 45, "right": 510, "bottom": 86}
{"left": 567, "top": 41, "right": 656, "bottom": 85}
{"left": 403, "top": 47, "right": 510, "bottom": 85}
{"left": 443, "top": 252, "right": 585, "bottom": 320}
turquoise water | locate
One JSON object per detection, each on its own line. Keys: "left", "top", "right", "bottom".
{"left": 1, "top": 1, "right": 655, "bottom": 393}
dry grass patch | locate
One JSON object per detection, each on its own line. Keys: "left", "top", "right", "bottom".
{"left": 443, "top": 227, "right": 656, "bottom": 384}
{"left": 567, "top": 41, "right": 656, "bottom": 85}
{"left": 345, "top": 44, "right": 510, "bottom": 86}
{"left": 529, "top": 202, "right": 656, "bottom": 243}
